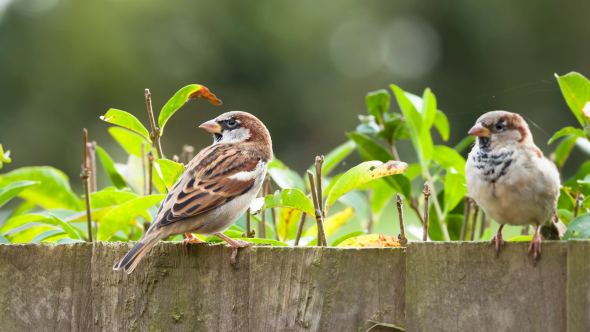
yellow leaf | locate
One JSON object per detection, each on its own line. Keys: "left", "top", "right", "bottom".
{"left": 304, "top": 207, "right": 354, "bottom": 237}
{"left": 337, "top": 234, "right": 401, "bottom": 247}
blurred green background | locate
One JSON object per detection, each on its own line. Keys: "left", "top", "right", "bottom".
{"left": 1, "top": 0, "right": 588, "bottom": 190}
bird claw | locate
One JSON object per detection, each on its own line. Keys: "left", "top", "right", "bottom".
{"left": 528, "top": 231, "right": 542, "bottom": 265}
{"left": 490, "top": 231, "right": 505, "bottom": 258}
{"left": 183, "top": 233, "right": 205, "bottom": 246}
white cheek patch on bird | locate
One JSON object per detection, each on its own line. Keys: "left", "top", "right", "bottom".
{"left": 216, "top": 128, "right": 251, "bottom": 145}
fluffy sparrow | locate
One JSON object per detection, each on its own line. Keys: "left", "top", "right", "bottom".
{"left": 114, "top": 111, "right": 272, "bottom": 274}
{"left": 465, "top": 111, "right": 565, "bottom": 263}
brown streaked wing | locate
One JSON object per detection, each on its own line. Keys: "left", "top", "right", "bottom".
{"left": 155, "top": 146, "right": 260, "bottom": 227}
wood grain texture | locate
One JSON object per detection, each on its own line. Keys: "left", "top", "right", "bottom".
{"left": 0, "top": 243, "right": 93, "bottom": 332}
{"left": 567, "top": 239, "right": 590, "bottom": 332}
{"left": 405, "top": 241, "right": 568, "bottom": 332}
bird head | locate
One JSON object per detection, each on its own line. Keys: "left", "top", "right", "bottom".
{"left": 468, "top": 111, "right": 532, "bottom": 149}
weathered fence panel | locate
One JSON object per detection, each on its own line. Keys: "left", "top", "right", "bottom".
{"left": 405, "top": 241, "right": 568, "bottom": 332}
{"left": 1, "top": 240, "right": 589, "bottom": 331}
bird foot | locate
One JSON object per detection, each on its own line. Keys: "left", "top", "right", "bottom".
{"left": 528, "top": 229, "right": 542, "bottom": 265}
{"left": 214, "top": 233, "right": 254, "bottom": 267}
{"left": 183, "top": 233, "right": 205, "bottom": 246}
{"left": 490, "top": 230, "right": 505, "bottom": 258}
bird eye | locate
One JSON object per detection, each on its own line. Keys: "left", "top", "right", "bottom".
{"left": 496, "top": 122, "right": 504, "bottom": 130}
{"left": 228, "top": 119, "right": 237, "bottom": 127}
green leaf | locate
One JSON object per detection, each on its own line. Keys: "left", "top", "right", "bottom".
{"left": 321, "top": 140, "right": 356, "bottom": 176}
{"left": 96, "top": 146, "right": 127, "bottom": 190}
{"left": 559, "top": 209, "right": 574, "bottom": 224}
{"left": 100, "top": 109, "right": 151, "bottom": 141}
{"left": 564, "top": 213, "right": 590, "bottom": 240}
{"left": 348, "top": 132, "right": 393, "bottom": 163}
{"left": 508, "top": 235, "right": 533, "bottom": 242}
{"left": 433, "top": 145, "right": 466, "bottom": 174}
{"left": 30, "top": 229, "right": 65, "bottom": 243}
{"left": 0, "top": 144, "right": 11, "bottom": 169}
{"left": 158, "top": 85, "right": 222, "bottom": 136}
{"left": 304, "top": 207, "right": 354, "bottom": 237}
{"left": 50, "top": 214, "right": 80, "bottom": 240}
{"left": 453, "top": 135, "right": 475, "bottom": 153}
{"left": 235, "top": 238, "right": 288, "bottom": 246}
{"left": 555, "top": 72, "right": 590, "bottom": 127}
{"left": 548, "top": 127, "right": 586, "bottom": 145}
{"left": 421, "top": 88, "right": 437, "bottom": 129}
{"left": 331, "top": 231, "right": 365, "bottom": 246}
{"left": 90, "top": 190, "right": 139, "bottom": 209}
{"left": 276, "top": 208, "right": 302, "bottom": 242}
{"left": 268, "top": 167, "right": 305, "bottom": 192}
{"left": 405, "top": 164, "right": 422, "bottom": 180}
{"left": 391, "top": 84, "right": 433, "bottom": 169}
{"left": 366, "top": 89, "right": 390, "bottom": 124}
{"left": 325, "top": 160, "right": 408, "bottom": 212}
{"left": 98, "top": 195, "right": 165, "bottom": 241}
{"left": 0, "top": 167, "right": 80, "bottom": 210}
{"left": 109, "top": 127, "right": 150, "bottom": 157}
{"left": 0, "top": 181, "right": 39, "bottom": 209}
{"left": 155, "top": 159, "right": 186, "bottom": 189}
{"left": 555, "top": 135, "right": 578, "bottom": 169}
{"left": 371, "top": 179, "right": 395, "bottom": 214}
{"left": 1, "top": 214, "right": 50, "bottom": 232}
{"left": 443, "top": 171, "right": 467, "bottom": 217}
{"left": 250, "top": 189, "right": 315, "bottom": 216}
{"left": 433, "top": 111, "right": 450, "bottom": 141}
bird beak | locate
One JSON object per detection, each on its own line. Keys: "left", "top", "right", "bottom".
{"left": 199, "top": 120, "right": 222, "bottom": 134}
{"left": 468, "top": 123, "right": 490, "bottom": 137}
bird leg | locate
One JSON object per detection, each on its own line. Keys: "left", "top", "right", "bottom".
{"left": 528, "top": 225, "right": 542, "bottom": 265}
{"left": 183, "top": 233, "right": 205, "bottom": 246}
{"left": 214, "top": 232, "right": 254, "bottom": 266}
{"left": 490, "top": 224, "right": 505, "bottom": 257}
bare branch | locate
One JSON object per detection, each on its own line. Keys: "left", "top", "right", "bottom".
{"left": 396, "top": 194, "right": 407, "bottom": 247}
{"left": 422, "top": 182, "right": 431, "bottom": 241}
{"left": 145, "top": 89, "right": 164, "bottom": 160}
{"left": 307, "top": 170, "right": 327, "bottom": 246}
{"left": 80, "top": 129, "right": 93, "bottom": 242}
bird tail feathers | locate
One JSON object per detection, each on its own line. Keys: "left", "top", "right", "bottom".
{"left": 113, "top": 231, "right": 164, "bottom": 274}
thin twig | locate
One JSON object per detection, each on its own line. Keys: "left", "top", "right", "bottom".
{"left": 387, "top": 141, "right": 401, "bottom": 162}
{"left": 460, "top": 196, "right": 471, "bottom": 241}
{"left": 479, "top": 210, "right": 487, "bottom": 239}
{"left": 425, "top": 171, "right": 450, "bottom": 241}
{"left": 469, "top": 201, "right": 479, "bottom": 241}
{"left": 145, "top": 89, "right": 164, "bottom": 159}
{"left": 87, "top": 142, "right": 97, "bottom": 193}
{"left": 266, "top": 178, "right": 279, "bottom": 241}
{"left": 574, "top": 185, "right": 582, "bottom": 219}
{"left": 81, "top": 129, "right": 93, "bottom": 242}
{"left": 294, "top": 212, "right": 307, "bottom": 246}
{"left": 141, "top": 144, "right": 148, "bottom": 196}
{"left": 147, "top": 151, "right": 154, "bottom": 195}
{"left": 246, "top": 209, "right": 253, "bottom": 238}
{"left": 315, "top": 156, "right": 325, "bottom": 216}
{"left": 396, "top": 194, "right": 407, "bottom": 247}
{"left": 259, "top": 177, "right": 268, "bottom": 239}
{"left": 307, "top": 170, "right": 327, "bottom": 246}
{"left": 422, "top": 182, "right": 431, "bottom": 241}
{"left": 173, "top": 155, "right": 179, "bottom": 163}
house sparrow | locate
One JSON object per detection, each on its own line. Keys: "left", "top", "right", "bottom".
{"left": 114, "top": 111, "right": 272, "bottom": 274}
{"left": 465, "top": 111, "right": 565, "bottom": 263}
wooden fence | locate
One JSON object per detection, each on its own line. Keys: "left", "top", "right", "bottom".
{"left": 0, "top": 240, "right": 588, "bottom": 331}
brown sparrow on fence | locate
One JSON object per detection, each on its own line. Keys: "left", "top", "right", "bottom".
{"left": 465, "top": 111, "right": 565, "bottom": 263}
{"left": 114, "top": 111, "right": 272, "bottom": 274}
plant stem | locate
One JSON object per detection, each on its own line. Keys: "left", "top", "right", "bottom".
{"left": 307, "top": 170, "right": 327, "bottom": 246}
{"left": 424, "top": 171, "right": 450, "bottom": 241}
{"left": 409, "top": 196, "right": 424, "bottom": 225}
{"left": 245, "top": 209, "right": 252, "bottom": 238}
{"left": 366, "top": 189, "right": 373, "bottom": 233}
{"left": 396, "top": 194, "right": 407, "bottom": 247}
{"left": 145, "top": 89, "right": 164, "bottom": 160}
{"left": 574, "top": 185, "right": 582, "bottom": 219}
{"left": 142, "top": 144, "right": 148, "bottom": 196}
{"left": 422, "top": 182, "right": 431, "bottom": 241}
{"left": 315, "top": 156, "right": 324, "bottom": 216}
{"left": 87, "top": 142, "right": 97, "bottom": 193}
{"left": 469, "top": 201, "right": 479, "bottom": 241}
{"left": 80, "top": 129, "right": 93, "bottom": 242}
{"left": 479, "top": 210, "right": 487, "bottom": 239}
{"left": 259, "top": 177, "right": 268, "bottom": 239}
{"left": 387, "top": 141, "right": 401, "bottom": 161}
{"left": 460, "top": 196, "right": 471, "bottom": 241}
{"left": 266, "top": 177, "right": 279, "bottom": 241}
{"left": 294, "top": 212, "right": 306, "bottom": 246}
{"left": 147, "top": 151, "right": 154, "bottom": 195}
